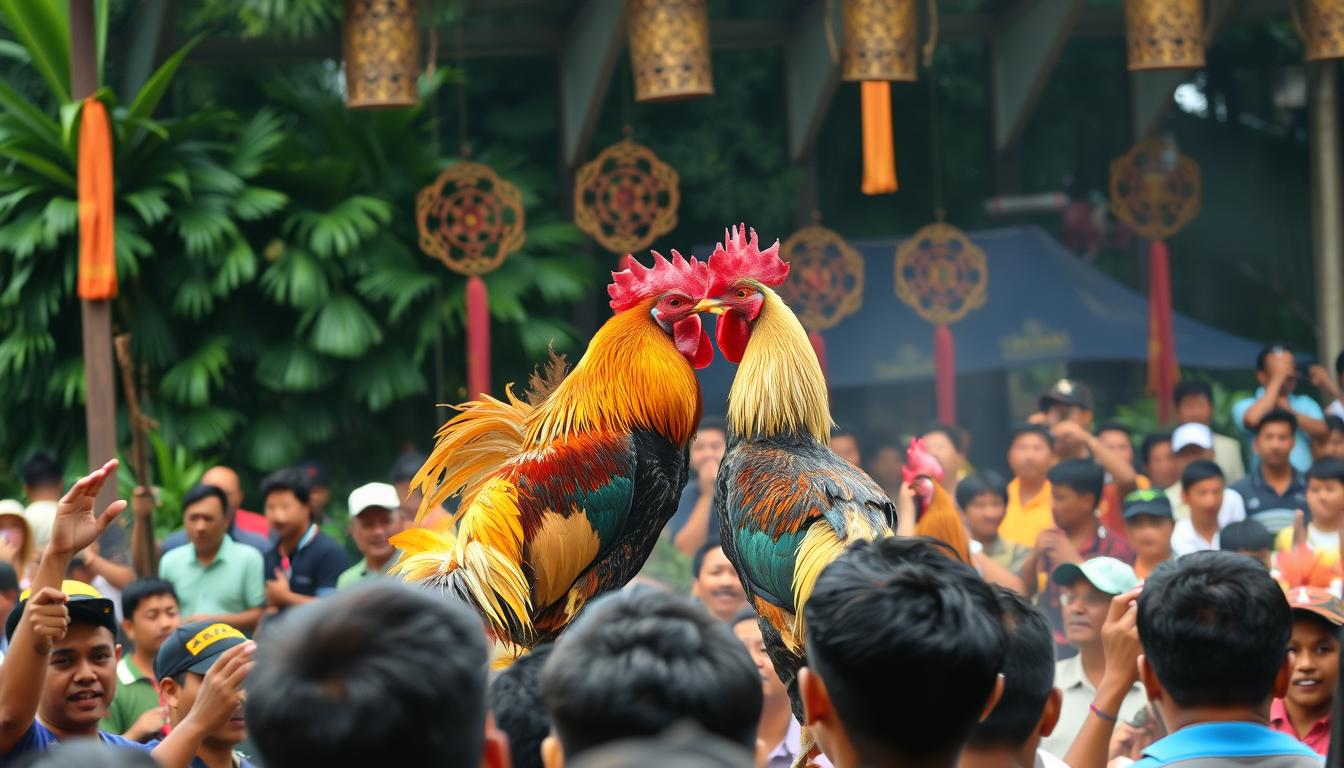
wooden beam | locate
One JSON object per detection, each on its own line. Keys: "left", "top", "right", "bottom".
{"left": 991, "top": 0, "right": 1083, "bottom": 152}
{"left": 784, "top": 0, "right": 841, "bottom": 162}
{"left": 1129, "top": 0, "right": 1243, "bottom": 138}
{"left": 559, "top": 0, "right": 623, "bottom": 168}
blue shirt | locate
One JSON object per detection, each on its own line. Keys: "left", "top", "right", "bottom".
{"left": 145, "top": 739, "right": 256, "bottom": 767}
{"left": 263, "top": 524, "right": 349, "bottom": 604}
{"left": 1132, "top": 721, "right": 1322, "bottom": 767}
{"left": 1, "top": 721, "right": 151, "bottom": 761}
{"left": 1230, "top": 466, "right": 1310, "bottom": 534}
{"left": 1232, "top": 389, "right": 1325, "bottom": 473}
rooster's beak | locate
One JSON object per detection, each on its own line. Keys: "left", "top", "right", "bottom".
{"left": 693, "top": 298, "right": 726, "bottom": 315}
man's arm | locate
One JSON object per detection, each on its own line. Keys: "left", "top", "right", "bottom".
{"left": 78, "top": 544, "right": 136, "bottom": 590}
{"left": 674, "top": 462, "right": 719, "bottom": 556}
{"left": 1292, "top": 397, "right": 1328, "bottom": 440}
{"left": 1063, "top": 588, "right": 1143, "bottom": 768}
{"left": 1242, "top": 353, "right": 1294, "bottom": 429}
{"left": 974, "top": 552, "right": 1025, "bottom": 593}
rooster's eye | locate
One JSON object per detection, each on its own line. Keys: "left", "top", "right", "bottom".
{"left": 668, "top": 298, "right": 681, "bottom": 307}
{"left": 736, "top": 289, "right": 749, "bottom": 299}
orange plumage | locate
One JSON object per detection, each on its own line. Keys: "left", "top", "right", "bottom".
{"left": 904, "top": 437, "right": 972, "bottom": 563}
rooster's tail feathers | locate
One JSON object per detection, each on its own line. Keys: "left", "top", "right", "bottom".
{"left": 791, "top": 512, "right": 882, "bottom": 650}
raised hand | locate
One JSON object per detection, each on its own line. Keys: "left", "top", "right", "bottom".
{"left": 187, "top": 641, "right": 255, "bottom": 733}
{"left": 24, "top": 587, "right": 70, "bottom": 656}
{"left": 48, "top": 459, "right": 127, "bottom": 558}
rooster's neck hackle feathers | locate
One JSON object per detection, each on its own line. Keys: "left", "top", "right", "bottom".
{"left": 726, "top": 290, "right": 831, "bottom": 443}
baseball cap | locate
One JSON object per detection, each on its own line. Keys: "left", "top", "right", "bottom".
{"left": 389, "top": 452, "right": 426, "bottom": 484}
{"left": 1052, "top": 557, "right": 1140, "bottom": 596}
{"left": 1039, "top": 379, "right": 1094, "bottom": 412}
{"left": 1171, "top": 423, "right": 1214, "bottom": 453}
{"left": 348, "top": 482, "right": 401, "bottom": 519}
{"left": 295, "top": 459, "right": 330, "bottom": 489}
{"left": 1286, "top": 586, "right": 1344, "bottom": 626}
{"left": 5, "top": 580, "right": 116, "bottom": 642}
{"left": 1122, "top": 489, "right": 1173, "bottom": 521}
{"left": 0, "top": 499, "right": 23, "bottom": 519}
{"left": 155, "top": 621, "right": 248, "bottom": 681}
{"left": 24, "top": 501, "right": 55, "bottom": 549}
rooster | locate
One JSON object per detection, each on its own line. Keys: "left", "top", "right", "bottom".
{"left": 904, "top": 437, "right": 973, "bottom": 562}
{"left": 392, "top": 250, "right": 712, "bottom": 652}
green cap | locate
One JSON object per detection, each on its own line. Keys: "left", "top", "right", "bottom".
{"left": 1052, "top": 557, "right": 1140, "bottom": 596}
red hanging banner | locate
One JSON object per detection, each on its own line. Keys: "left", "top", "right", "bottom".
{"left": 1147, "top": 240, "right": 1177, "bottom": 422}
{"left": 934, "top": 324, "right": 956, "bottom": 424}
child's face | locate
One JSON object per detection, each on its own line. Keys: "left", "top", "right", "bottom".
{"left": 1050, "top": 485, "right": 1094, "bottom": 529}
{"left": 962, "top": 492, "right": 1007, "bottom": 541}
{"left": 1124, "top": 515, "right": 1174, "bottom": 561}
{"left": 1008, "top": 435, "right": 1053, "bottom": 480}
{"left": 1182, "top": 477, "right": 1224, "bottom": 519}
{"left": 1326, "top": 431, "right": 1344, "bottom": 460}
{"left": 1308, "top": 478, "right": 1344, "bottom": 526}
{"left": 1287, "top": 616, "right": 1340, "bottom": 712}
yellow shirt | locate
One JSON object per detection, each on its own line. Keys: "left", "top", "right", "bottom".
{"left": 1000, "top": 478, "right": 1054, "bottom": 548}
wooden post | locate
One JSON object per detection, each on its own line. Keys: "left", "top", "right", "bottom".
{"left": 71, "top": 0, "right": 125, "bottom": 556}
{"left": 1310, "top": 61, "right": 1344, "bottom": 369}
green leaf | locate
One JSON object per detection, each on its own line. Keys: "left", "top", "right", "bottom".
{"left": 235, "top": 416, "right": 304, "bottom": 471}
{"left": 127, "top": 33, "right": 204, "bottom": 123}
{"left": 306, "top": 293, "right": 382, "bottom": 358}
{"left": 47, "top": 356, "right": 84, "bottom": 407}
{"left": 0, "top": 325, "right": 54, "bottom": 377}
{"left": 94, "top": 0, "right": 107, "bottom": 86}
{"left": 0, "top": 185, "right": 38, "bottom": 217}
{"left": 347, "top": 351, "right": 427, "bottom": 411}
{"left": 160, "top": 336, "right": 230, "bottom": 406}
{"left": 518, "top": 317, "right": 579, "bottom": 358}
{"left": 212, "top": 237, "right": 257, "bottom": 295}
{"left": 0, "top": 77, "right": 62, "bottom": 154}
{"left": 168, "top": 406, "right": 241, "bottom": 452}
{"left": 40, "top": 196, "right": 77, "bottom": 242}
{"left": 285, "top": 195, "right": 391, "bottom": 258}
{"left": 0, "top": 40, "right": 31, "bottom": 64}
{"left": 354, "top": 263, "right": 436, "bottom": 322}
{"left": 171, "top": 274, "right": 216, "bottom": 318}
{"left": 176, "top": 200, "right": 236, "bottom": 256}
{"left": 123, "top": 187, "right": 171, "bottom": 226}
{"left": 232, "top": 187, "right": 288, "bottom": 221}
{"left": 0, "top": 0, "right": 71, "bottom": 102}
{"left": 259, "top": 247, "right": 329, "bottom": 308}
{"left": 0, "top": 142, "right": 76, "bottom": 189}
{"left": 229, "top": 109, "right": 287, "bottom": 177}
{"left": 254, "top": 340, "right": 333, "bottom": 392}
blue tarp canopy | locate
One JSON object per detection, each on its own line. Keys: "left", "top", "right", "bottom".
{"left": 694, "top": 226, "right": 1261, "bottom": 398}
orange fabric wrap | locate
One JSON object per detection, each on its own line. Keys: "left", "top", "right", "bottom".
{"left": 860, "top": 81, "right": 897, "bottom": 195}
{"left": 78, "top": 97, "right": 116, "bottom": 300}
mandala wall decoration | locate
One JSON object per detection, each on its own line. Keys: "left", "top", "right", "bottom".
{"left": 776, "top": 224, "right": 864, "bottom": 377}
{"left": 416, "top": 161, "right": 527, "bottom": 398}
{"left": 574, "top": 138, "right": 679, "bottom": 255}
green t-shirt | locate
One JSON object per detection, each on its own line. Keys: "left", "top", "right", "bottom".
{"left": 100, "top": 656, "right": 160, "bottom": 735}
{"left": 336, "top": 551, "right": 400, "bottom": 590}
{"left": 158, "top": 535, "right": 266, "bottom": 618}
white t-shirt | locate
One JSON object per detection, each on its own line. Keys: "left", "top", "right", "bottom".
{"left": 1171, "top": 518, "right": 1219, "bottom": 555}
{"left": 1328, "top": 399, "right": 1344, "bottom": 420}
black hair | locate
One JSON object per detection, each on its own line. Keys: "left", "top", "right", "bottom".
{"left": 489, "top": 645, "right": 555, "bottom": 768}
{"left": 692, "top": 542, "right": 723, "bottom": 578}
{"left": 1172, "top": 380, "right": 1213, "bottom": 407}
{"left": 1257, "top": 343, "right": 1291, "bottom": 372}
{"left": 731, "top": 607, "right": 758, "bottom": 627}
{"left": 1254, "top": 408, "right": 1299, "bottom": 436}
{"left": 967, "top": 588, "right": 1054, "bottom": 750}
{"left": 245, "top": 581, "right": 489, "bottom": 767}
{"left": 697, "top": 418, "right": 726, "bottom": 437}
{"left": 1046, "top": 459, "right": 1105, "bottom": 503}
{"left": 11, "top": 741, "right": 159, "bottom": 768}
{"left": 1336, "top": 350, "right": 1344, "bottom": 379}
{"left": 1327, "top": 415, "right": 1344, "bottom": 436}
{"left": 19, "top": 452, "right": 62, "bottom": 490}
{"left": 1008, "top": 423, "right": 1054, "bottom": 451}
{"left": 0, "top": 562, "right": 17, "bottom": 594}
{"left": 922, "top": 423, "right": 966, "bottom": 454}
{"left": 1219, "top": 520, "right": 1274, "bottom": 553}
{"left": 804, "top": 537, "right": 1006, "bottom": 762}
{"left": 542, "top": 589, "right": 762, "bottom": 758}
{"left": 1137, "top": 551, "right": 1291, "bottom": 709}
{"left": 1309, "top": 458, "right": 1344, "bottom": 485}
{"left": 1180, "top": 459, "right": 1224, "bottom": 491}
{"left": 181, "top": 483, "right": 229, "bottom": 517}
{"left": 566, "top": 724, "right": 755, "bottom": 768}
{"left": 955, "top": 471, "right": 1008, "bottom": 511}
{"left": 260, "top": 467, "right": 311, "bottom": 506}
{"left": 1096, "top": 421, "right": 1133, "bottom": 440}
{"left": 1140, "top": 431, "right": 1173, "bottom": 467}
{"left": 121, "top": 578, "right": 179, "bottom": 621}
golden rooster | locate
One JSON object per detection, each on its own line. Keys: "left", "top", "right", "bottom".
{"left": 392, "top": 251, "right": 712, "bottom": 651}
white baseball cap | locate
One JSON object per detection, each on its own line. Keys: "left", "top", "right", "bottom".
{"left": 347, "top": 482, "right": 401, "bottom": 519}
{"left": 1171, "top": 422, "right": 1214, "bottom": 453}
{"left": 24, "top": 501, "right": 56, "bottom": 548}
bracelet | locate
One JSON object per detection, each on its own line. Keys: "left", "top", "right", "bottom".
{"left": 1089, "top": 703, "right": 1118, "bottom": 723}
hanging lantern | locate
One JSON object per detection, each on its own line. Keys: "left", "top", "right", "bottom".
{"left": 343, "top": 0, "right": 421, "bottom": 109}
{"left": 841, "top": 0, "right": 919, "bottom": 81}
{"left": 1109, "top": 137, "right": 1201, "bottom": 423}
{"left": 775, "top": 222, "right": 865, "bottom": 378}
{"left": 895, "top": 222, "right": 988, "bottom": 425}
{"left": 1125, "top": 0, "right": 1205, "bottom": 71}
{"left": 1295, "top": 0, "right": 1344, "bottom": 61}
{"left": 626, "top": 0, "right": 713, "bottom": 102}
{"left": 416, "top": 161, "right": 526, "bottom": 399}
{"left": 574, "top": 136, "right": 680, "bottom": 254}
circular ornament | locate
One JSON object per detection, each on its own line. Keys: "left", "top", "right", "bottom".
{"left": 894, "top": 222, "right": 988, "bottom": 326}
{"left": 574, "top": 138, "right": 679, "bottom": 254}
{"left": 416, "top": 161, "right": 526, "bottom": 276}
{"left": 776, "top": 224, "right": 864, "bottom": 331}
{"left": 1108, "top": 138, "right": 1201, "bottom": 241}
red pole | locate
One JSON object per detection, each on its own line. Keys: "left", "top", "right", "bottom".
{"left": 934, "top": 324, "right": 956, "bottom": 424}
{"left": 465, "top": 275, "right": 491, "bottom": 399}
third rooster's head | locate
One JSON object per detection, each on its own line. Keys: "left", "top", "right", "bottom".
{"left": 608, "top": 249, "right": 714, "bottom": 369}
{"left": 902, "top": 437, "right": 945, "bottom": 511}
{"left": 692, "top": 225, "right": 789, "bottom": 364}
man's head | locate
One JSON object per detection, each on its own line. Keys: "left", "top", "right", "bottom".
{"left": 1257, "top": 344, "right": 1299, "bottom": 393}
{"left": 389, "top": 451, "right": 427, "bottom": 521}
{"left": 181, "top": 483, "right": 231, "bottom": 555}
{"left": 801, "top": 538, "right": 1006, "bottom": 766}
{"left": 347, "top": 482, "right": 401, "bottom": 565}
{"left": 691, "top": 544, "right": 747, "bottom": 623}
{"left": 246, "top": 581, "right": 498, "bottom": 767}
{"left": 1122, "top": 490, "right": 1175, "bottom": 564}
{"left": 156, "top": 621, "right": 249, "bottom": 748}
{"left": 1283, "top": 588, "right": 1342, "bottom": 716}
{"left": 955, "top": 472, "right": 1009, "bottom": 543}
{"left": 869, "top": 443, "right": 905, "bottom": 489}
{"left": 829, "top": 429, "right": 862, "bottom": 468}
{"left": 541, "top": 589, "right": 762, "bottom": 761}
{"left": 1096, "top": 423, "right": 1136, "bottom": 467}
{"left": 1172, "top": 381, "right": 1214, "bottom": 427}
{"left": 20, "top": 452, "right": 63, "bottom": 502}
{"left": 1324, "top": 416, "right": 1344, "bottom": 460}
{"left": 965, "top": 589, "right": 1061, "bottom": 758}
{"left": 1307, "top": 458, "right": 1344, "bottom": 529}
{"left": 1254, "top": 408, "right": 1298, "bottom": 471}
{"left": 1180, "top": 460, "right": 1225, "bottom": 522}
{"left": 1137, "top": 551, "right": 1292, "bottom": 718}
{"left": 200, "top": 465, "right": 243, "bottom": 517}
{"left": 691, "top": 419, "right": 727, "bottom": 472}
{"left": 920, "top": 424, "right": 967, "bottom": 483}
{"left": 1046, "top": 460, "right": 1104, "bottom": 529}
{"left": 1170, "top": 423, "right": 1215, "bottom": 477}
{"left": 294, "top": 460, "right": 331, "bottom": 519}
{"left": 120, "top": 579, "right": 180, "bottom": 661}
{"left": 731, "top": 609, "right": 787, "bottom": 704}
{"left": 489, "top": 645, "right": 554, "bottom": 768}
{"left": 1053, "top": 557, "right": 1139, "bottom": 648}
{"left": 6, "top": 580, "right": 120, "bottom": 734}
{"left": 1039, "top": 379, "right": 1095, "bottom": 429}
{"left": 1007, "top": 424, "right": 1055, "bottom": 482}
{"left": 0, "top": 502, "right": 32, "bottom": 572}
{"left": 1140, "top": 431, "right": 1177, "bottom": 489}
{"left": 260, "top": 468, "right": 313, "bottom": 540}
{"left": 1219, "top": 520, "right": 1275, "bottom": 569}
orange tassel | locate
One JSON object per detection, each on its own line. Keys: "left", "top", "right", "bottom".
{"left": 77, "top": 97, "right": 116, "bottom": 300}
{"left": 860, "top": 81, "right": 897, "bottom": 195}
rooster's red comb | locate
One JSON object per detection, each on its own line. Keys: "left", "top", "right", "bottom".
{"left": 902, "top": 437, "right": 945, "bottom": 484}
{"left": 706, "top": 224, "right": 789, "bottom": 296}
{"left": 608, "top": 249, "right": 709, "bottom": 312}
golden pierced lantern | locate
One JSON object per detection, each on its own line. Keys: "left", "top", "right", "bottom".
{"left": 841, "top": 0, "right": 919, "bottom": 82}
{"left": 343, "top": 0, "right": 421, "bottom": 109}
{"left": 1295, "top": 0, "right": 1344, "bottom": 61}
{"left": 626, "top": 0, "right": 713, "bottom": 102}
{"left": 1125, "top": 0, "right": 1205, "bottom": 71}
